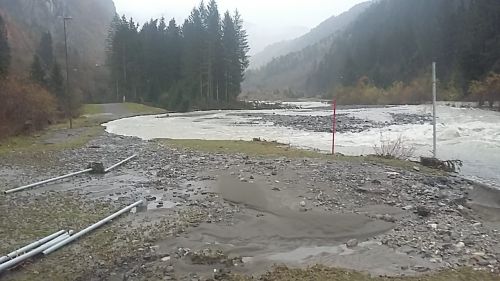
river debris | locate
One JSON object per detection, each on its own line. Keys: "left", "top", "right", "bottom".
{"left": 0, "top": 201, "right": 143, "bottom": 274}
{"left": 0, "top": 230, "right": 71, "bottom": 273}
{"left": 3, "top": 154, "right": 137, "bottom": 194}
{"left": 420, "top": 157, "right": 463, "bottom": 172}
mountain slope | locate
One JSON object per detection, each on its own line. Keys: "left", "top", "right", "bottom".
{"left": 249, "top": 2, "right": 371, "bottom": 69}
{"left": 242, "top": 2, "right": 372, "bottom": 98}
{"left": 307, "top": 0, "right": 500, "bottom": 96}
{"left": 0, "top": 0, "right": 116, "bottom": 100}
{"left": 246, "top": 22, "right": 309, "bottom": 56}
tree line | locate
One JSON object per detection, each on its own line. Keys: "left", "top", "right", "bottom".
{"left": 307, "top": 0, "right": 500, "bottom": 106}
{"left": 0, "top": 14, "right": 62, "bottom": 138}
{"left": 107, "top": 0, "right": 250, "bottom": 111}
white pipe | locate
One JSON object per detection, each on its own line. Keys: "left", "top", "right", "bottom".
{"left": 0, "top": 232, "right": 71, "bottom": 272}
{"left": 43, "top": 200, "right": 143, "bottom": 255}
{"left": 105, "top": 155, "right": 137, "bottom": 173}
{"left": 0, "top": 230, "right": 66, "bottom": 264}
{"left": 4, "top": 168, "right": 93, "bottom": 194}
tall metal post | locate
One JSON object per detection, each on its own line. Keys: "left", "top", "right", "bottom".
{"left": 64, "top": 17, "right": 73, "bottom": 129}
{"left": 332, "top": 99, "right": 337, "bottom": 155}
{"left": 432, "top": 62, "right": 437, "bottom": 158}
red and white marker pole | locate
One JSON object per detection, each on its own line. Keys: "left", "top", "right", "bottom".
{"left": 332, "top": 99, "right": 337, "bottom": 155}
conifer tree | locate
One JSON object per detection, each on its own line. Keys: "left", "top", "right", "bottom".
{"left": 0, "top": 14, "right": 10, "bottom": 78}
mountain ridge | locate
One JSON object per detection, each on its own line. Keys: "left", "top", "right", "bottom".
{"left": 249, "top": 2, "right": 371, "bottom": 69}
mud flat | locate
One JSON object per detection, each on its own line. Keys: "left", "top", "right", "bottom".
{"left": 0, "top": 132, "right": 499, "bottom": 280}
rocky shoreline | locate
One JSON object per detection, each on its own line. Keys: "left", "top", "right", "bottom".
{"left": 1, "top": 131, "right": 499, "bottom": 280}
{"left": 235, "top": 112, "right": 433, "bottom": 133}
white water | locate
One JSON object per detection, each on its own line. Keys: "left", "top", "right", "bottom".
{"left": 104, "top": 104, "right": 500, "bottom": 188}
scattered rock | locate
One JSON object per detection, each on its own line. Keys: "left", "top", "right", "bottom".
{"left": 455, "top": 242, "right": 465, "bottom": 249}
{"left": 383, "top": 214, "right": 396, "bottom": 223}
{"left": 346, "top": 239, "right": 358, "bottom": 248}
{"left": 416, "top": 206, "right": 431, "bottom": 217}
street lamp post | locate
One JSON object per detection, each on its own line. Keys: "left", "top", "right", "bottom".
{"left": 63, "top": 16, "right": 73, "bottom": 129}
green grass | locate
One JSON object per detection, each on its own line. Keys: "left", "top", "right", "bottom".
{"left": 123, "top": 102, "right": 166, "bottom": 115}
{"left": 0, "top": 194, "right": 136, "bottom": 281}
{"left": 81, "top": 104, "right": 104, "bottom": 115}
{"left": 161, "top": 139, "right": 444, "bottom": 175}
{"left": 162, "top": 139, "right": 328, "bottom": 158}
{"left": 232, "top": 265, "right": 500, "bottom": 281}
{"left": 0, "top": 125, "right": 103, "bottom": 155}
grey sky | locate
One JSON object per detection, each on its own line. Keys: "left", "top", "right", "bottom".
{"left": 113, "top": 0, "right": 368, "bottom": 29}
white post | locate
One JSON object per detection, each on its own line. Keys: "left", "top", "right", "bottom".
{"left": 432, "top": 62, "right": 437, "bottom": 158}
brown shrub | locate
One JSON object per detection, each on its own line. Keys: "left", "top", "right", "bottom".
{"left": 0, "top": 77, "right": 57, "bottom": 138}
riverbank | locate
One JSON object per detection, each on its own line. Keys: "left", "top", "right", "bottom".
{"left": 1, "top": 107, "right": 500, "bottom": 280}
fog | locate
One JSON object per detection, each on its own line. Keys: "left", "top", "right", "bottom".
{"left": 113, "top": 0, "right": 367, "bottom": 54}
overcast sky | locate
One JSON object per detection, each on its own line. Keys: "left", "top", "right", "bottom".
{"left": 113, "top": 0, "right": 368, "bottom": 28}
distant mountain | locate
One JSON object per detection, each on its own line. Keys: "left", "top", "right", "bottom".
{"left": 244, "top": 0, "right": 500, "bottom": 101}
{"left": 242, "top": 2, "right": 372, "bottom": 97}
{"left": 307, "top": 0, "right": 500, "bottom": 96}
{"left": 245, "top": 22, "right": 309, "bottom": 56}
{"left": 0, "top": 0, "right": 116, "bottom": 100}
{"left": 249, "top": 2, "right": 371, "bottom": 69}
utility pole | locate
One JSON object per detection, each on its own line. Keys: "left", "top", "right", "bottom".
{"left": 432, "top": 62, "right": 437, "bottom": 158}
{"left": 63, "top": 17, "right": 73, "bottom": 129}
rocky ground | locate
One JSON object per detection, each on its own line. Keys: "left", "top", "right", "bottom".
{"left": 236, "top": 111, "right": 432, "bottom": 133}
{"left": 0, "top": 104, "right": 499, "bottom": 281}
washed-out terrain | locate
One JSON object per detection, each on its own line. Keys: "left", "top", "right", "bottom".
{"left": 1, "top": 104, "right": 499, "bottom": 281}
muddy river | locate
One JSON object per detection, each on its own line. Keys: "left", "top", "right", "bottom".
{"left": 104, "top": 103, "right": 500, "bottom": 189}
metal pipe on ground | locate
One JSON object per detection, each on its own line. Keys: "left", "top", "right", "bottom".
{"left": 4, "top": 168, "right": 93, "bottom": 194}
{"left": 0, "top": 230, "right": 66, "bottom": 264}
{"left": 43, "top": 200, "right": 143, "bottom": 255}
{"left": 104, "top": 155, "right": 137, "bottom": 173}
{"left": 0, "top": 231, "right": 72, "bottom": 272}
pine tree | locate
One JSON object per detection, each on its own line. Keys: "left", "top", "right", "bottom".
{"left": 106, "top": 0, "right": 251, "bottom": 110}
{"left": 37, "top": 32, "right": 54, "bottom": 71}
{"left": 206, "top": 0, "right": 223, "bottom": 101}
{"left": 166, "top": 19, "right": 182, "bottom": 84}
{"left": 30, "top": 55, "right": 46, "bottom": 86}
{"left": 107, "top": 15, "right": 141, "bottom": 101}
{"left": 222, "top": 11, "right": 239, "bottom": 101}
{"left": 234, "top": 9, "right": 250, "bottom": 94}
{"left": 50, "top": 62, "right": 65, "bottom": 101}
{"left": 0, "top": 14, "right": 10, "bottom": 78}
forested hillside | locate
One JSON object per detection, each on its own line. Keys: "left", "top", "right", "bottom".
{"left": 0, "top": 0, "right": 116, "bottom": 101}
{"left": 242, "top": 3, "right": 371, "bottom": 99}
{"left": 245, "top": 0, "right": 500, "bottom": 105}
{"left": 107, "top": 0, "right": 250, "bottom": 111}
{"left": 249, "top": 2, "right": 370, "bottom": 69}
{"left": 0, "top": 0, "right": 116, "bottom": 138}
{"left": 309, "top": 0, "right": 500, "bottom": 100}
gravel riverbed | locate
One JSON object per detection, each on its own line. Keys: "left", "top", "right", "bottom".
{"left": 235, "top": 112, "right": 433, "bottom": 133}
{"left": 1, "top": 130, "right": 499, "bottom": 281}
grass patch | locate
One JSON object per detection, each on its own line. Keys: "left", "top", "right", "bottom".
{"left": 161, "top": 139, "right": 327, "bottom": 158}
{"left": 0, "top": 126, "right": 103, "bottom": 155}
{"left": 231, "top": 265, "right": 500, "bottom": 281}
{"left": 0, "top": 103, "right": 111, "bottom": 155}
{"left": 124, "top": 102, "right": 166, "bottom": 115}
{"left": 81, "top": 104, "right": 104, "bottom": 115}
{"left": 161, "top": 139, "right": 444, "bottom": 175}
{"left": 0, "top": 193, "right": 133, "bottom": 281}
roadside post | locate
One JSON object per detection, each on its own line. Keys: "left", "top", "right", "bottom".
{"left": 432, "top": 62, "right": 437, "bottom": 158}
{"left": 332, "top": 98, "right": 337, "bottom": 155}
